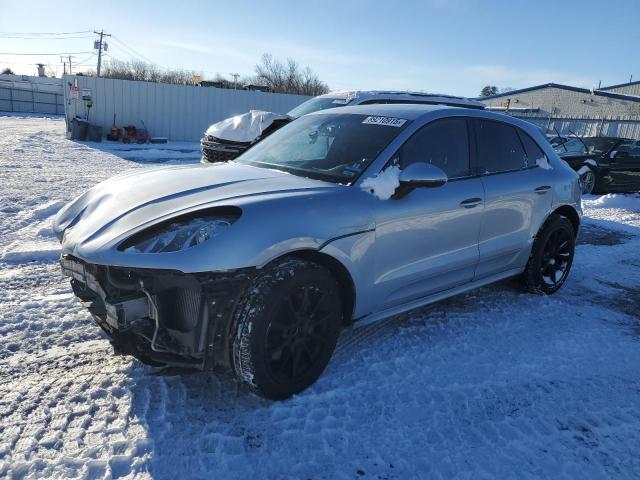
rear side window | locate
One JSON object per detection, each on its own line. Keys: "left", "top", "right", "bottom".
{"left": 617, "top": 140, "right": 640, "bottom": 157}
{"left": 518, "top": 130, "right": 547, "bottom": 168}
{"left": 399, "top": 118, "right": 470, "bottom": 178}
{"left": 476, "top": 120, "right": 527, "bottom": 174}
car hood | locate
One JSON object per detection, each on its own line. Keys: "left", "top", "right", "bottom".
{"left": 54, "top": 162, "right": 340, "bottom": 256}
{"left": 204, "top": 110, "right": 291, "bottom": 143}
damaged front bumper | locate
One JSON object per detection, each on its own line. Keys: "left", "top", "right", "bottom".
{"left": 60, "top": 255, "right": 254, "bottom": 369}
{"left": 200, "top": 135, "right": 250, "bottom": 163}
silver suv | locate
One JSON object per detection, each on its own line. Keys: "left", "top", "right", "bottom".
{"left": 201, "top": 90, "right": 485, "bottom": 163}
{"left": 55, "top": 104, "right": 581, "bottom": 400}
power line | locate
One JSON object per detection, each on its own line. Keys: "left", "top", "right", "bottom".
{"left": 0, "top": 30, "right": 93, "bottom": 35}
{"left": 110, "top": 35, "right": 157, "bottom": 65}
{"left": 0, "top": 51, "right": 93, "bottom": 56}
{"left": 109, "top": 35, "right": 211, "bottom": 74}
{"left": 74, "top": 53, "right": 97, "bottom": 66}
{"left": 107, "top": 40, "right": 215, "bottom": 75}
{"left": 0, "top": 35, "right": 94, "bottom": 40}
{"left": 0, "top": 60, "right": 44, "bottom": 65}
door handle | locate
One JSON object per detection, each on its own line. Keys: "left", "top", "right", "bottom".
{"left": 460, "top": 197, "right": 482, "bottom": 208}
{"left": 534, "top": 185, "right": 551, "bottom": 194}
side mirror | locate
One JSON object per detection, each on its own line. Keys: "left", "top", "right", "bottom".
{"left": 394, "top": 162, "right": 448, "bottom": 199}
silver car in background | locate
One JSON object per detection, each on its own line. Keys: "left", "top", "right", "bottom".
{"left": 200, "top": 90, "right": 485, "bottom": 163}
{"left": 54, "top": 104, "right": 581, "bottom": 399}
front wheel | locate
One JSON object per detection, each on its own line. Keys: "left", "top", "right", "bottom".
{"left": 232, "top": 258, "right": 342, "bottom": 400}
{"left": 521, "top": 214, "right": 576, "bottom": 294}
{"left": 580, "top": 168, "right": 596, "bottom": 195}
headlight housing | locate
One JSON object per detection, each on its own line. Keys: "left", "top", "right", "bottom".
{"left": 119, "top": 207, "right": 240, "bottom": 254}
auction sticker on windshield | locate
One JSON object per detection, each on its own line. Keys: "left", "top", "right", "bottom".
{"left": 362, "top": 116, "right": 407, "bottom": 127}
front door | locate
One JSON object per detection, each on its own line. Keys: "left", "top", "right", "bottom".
{"left": 371, "top": 117, "right": 484, "bottom": 309}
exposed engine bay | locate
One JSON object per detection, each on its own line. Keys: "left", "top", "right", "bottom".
{"left": 61, "top": 255, "right": 254, "bottom": 369}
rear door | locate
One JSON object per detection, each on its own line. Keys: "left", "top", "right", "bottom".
{"left": 474, "top": 119, "right": 554, "bottom": 279}
{"left": 610, "top": 141, "right": 640, "bottom": 191}
{"left": 372, "top": 117, "right": 484, "bottom": 309}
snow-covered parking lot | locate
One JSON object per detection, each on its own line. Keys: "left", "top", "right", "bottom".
{"left": 1, "top": 114, "right": 639, "bottom": 479}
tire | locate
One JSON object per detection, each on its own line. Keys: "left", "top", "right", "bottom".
{"left": 521, "top": 214, "right": 576, "bottom": 294}
{"left": 231, "top": 258, "right": 342, "bottom": 400}
{"left": 579, "top": 168, "right": 596, "bottom": 195}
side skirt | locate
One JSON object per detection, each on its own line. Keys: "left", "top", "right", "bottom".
{"left": 353, "top": 268, "right": 523, "bottom": 328}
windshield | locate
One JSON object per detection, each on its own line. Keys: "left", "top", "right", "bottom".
{"left": 287, "top": 96, "right": 352, "bottom": 118}
{"left": 555, "top": 138, "right": 619, "bottom": 155}
{"left": 548, "top": 137, "right": 566, "bottom": 147}
{"left": 235, "top": 113, "right": 410, "bottom": 183}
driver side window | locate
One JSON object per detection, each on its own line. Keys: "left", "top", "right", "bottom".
{"left": 399, "top": 118, "right": 471, "bottom": 179}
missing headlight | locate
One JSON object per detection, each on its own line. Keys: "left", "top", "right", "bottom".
{"left": 119, "top": 207, "right": 241, "bottom": 253}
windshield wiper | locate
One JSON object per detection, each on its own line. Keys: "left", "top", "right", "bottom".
{"left": 568, "top": 129, "right": 589, "bottom": 152}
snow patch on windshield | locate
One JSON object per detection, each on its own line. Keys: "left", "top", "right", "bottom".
{"left": 360, "top": 165, "right": 400, "bottom": 200}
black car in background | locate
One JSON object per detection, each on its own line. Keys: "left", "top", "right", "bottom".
{"left": 547, "top": 135, "right": 571, "bottom": 149}
{"left": 554, "top": 136, "right": 640, "bottom": 194}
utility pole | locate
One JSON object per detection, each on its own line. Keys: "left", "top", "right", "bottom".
{"left": 230, "top": 73, "right": 240, "bottom": 89}
{"left": 68, "top": 55, "right": 73, "bottom": 74}
{"left": 60, "top": 56, "right": 67, "bottom": 76}
{"left": 94, "top": 30, "right": 111, "bottom": 77}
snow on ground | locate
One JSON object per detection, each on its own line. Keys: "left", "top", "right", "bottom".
{"left": 0, "top": 114, "right": 639, "bottom": 479}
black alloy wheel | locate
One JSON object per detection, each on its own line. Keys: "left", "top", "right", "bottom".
{"left": 540, "top": 227, "right": 573, "bottom": 289}
{"left": 232, "top": 258, "right": 342, "bottom": 400}
{"left": 522, "top": 214, "right": 576, "bottom": 294}
{"left": 265, "top": 284, "right": 334, "bottom": 384}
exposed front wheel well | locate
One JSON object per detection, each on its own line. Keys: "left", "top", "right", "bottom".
{"left": 272, "top": 250, "right": 356, "bottom": 325}
{"left": 551, "top": 205, "right": 580, "bottom": 236}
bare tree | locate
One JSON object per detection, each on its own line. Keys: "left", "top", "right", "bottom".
{"left": 1, "top": 67, "right": 15, "bottom": 75}
{"left": 97, "top": 55, "right": 328, "bottom": 94}
{"left": 101, "top": 59, "right": 198, "bottom": 85}
{"left": 254, "top": 53, "right": 329, "bottom": 96}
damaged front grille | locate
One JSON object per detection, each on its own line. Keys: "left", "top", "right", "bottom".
{"left": 60, "top": 255, "right": 254, "bottom": 369}
{"left": 201, "top": 135, "right": 250, "bottom": 163}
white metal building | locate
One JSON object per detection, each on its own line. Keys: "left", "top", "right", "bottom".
{"left": 478, "top": 82, "right": 640, "bottom": 139}
{"left": 600, "top": 80, "right": 640, "bottom": 97}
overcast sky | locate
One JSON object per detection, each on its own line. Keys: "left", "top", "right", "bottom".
{"left": 1, "top": 0, "right": 639, "bottom": 97}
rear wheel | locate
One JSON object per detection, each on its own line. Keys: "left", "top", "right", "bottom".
{"left": 522, "top": 214, "right": 576, "bottom": 294}
{"left": 232, "top": 258, "right": 342, "bottom": 400}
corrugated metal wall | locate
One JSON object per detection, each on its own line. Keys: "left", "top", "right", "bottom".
{"left": 507, "top": 112, "right": 640, "bottom": 140}
{"left": 480, "top": 86, "right": 640, "bottom": 140}
{"left": 480, "top": 86, "right": 640, "bottom": 118}
{"left": 63, "top": 75, "right": 311, "bottom": 142}
{"left": 0, "top": 85, "right": 64, "bottom": 114}
{"left": 601, "top": 83, "right": 640, "bottom": 97}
